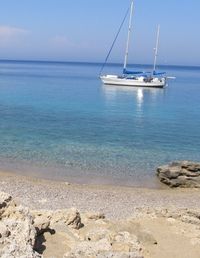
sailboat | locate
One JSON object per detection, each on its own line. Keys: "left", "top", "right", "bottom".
{"left": 100, "top": 0, "right": 167, "bottom": 88}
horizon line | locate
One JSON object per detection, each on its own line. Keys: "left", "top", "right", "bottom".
{"left": 0, "top": 58, "right": 200, "bottom": 69}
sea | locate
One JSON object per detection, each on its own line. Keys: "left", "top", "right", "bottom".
{"left": 0, "top": 60, "right": 199, "bottom": 188}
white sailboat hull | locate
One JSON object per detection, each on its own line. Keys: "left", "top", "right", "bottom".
{"left": 100, "top": 75, "right": 166, "bottom": 88}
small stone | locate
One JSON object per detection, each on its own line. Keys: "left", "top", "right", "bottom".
{"left": 84, "top": 212, "right": 105, "bottom": 220}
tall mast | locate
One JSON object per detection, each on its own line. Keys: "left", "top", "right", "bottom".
{"left": 123, "top": 0, "right": 134, "bottom": 73}
{"left": 153, "top": 25, "right": 160, "bottom": 74}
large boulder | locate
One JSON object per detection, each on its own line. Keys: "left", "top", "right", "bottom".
{"left": 157, "top": 161, "right": 200, "bottom": 188}
{"left": 0, "top": 192, "right": 41, "bottom": 258}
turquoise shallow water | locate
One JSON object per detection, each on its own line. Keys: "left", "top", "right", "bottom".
{"left": 0, "top": 60, "right": 200, "bottom": 187}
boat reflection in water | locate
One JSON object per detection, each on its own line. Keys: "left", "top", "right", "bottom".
{"left": 102, "top": 84, "right": 164, "bottom": 113}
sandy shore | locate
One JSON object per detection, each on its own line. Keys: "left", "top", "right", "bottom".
{"left": 1, "top": 170, "right": 200, "bottom": 257}
{"left": 0, "top": 170, "right": 200, "bottom": 219}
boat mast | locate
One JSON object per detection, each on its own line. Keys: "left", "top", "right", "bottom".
{"left": 123, "top": 0, "right": 134, "bottom": 73}
{"left": 153, "top": 25, "right": 160, "bottom": 74}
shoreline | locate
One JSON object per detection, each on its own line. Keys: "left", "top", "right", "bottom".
{"left": 0, "top": 161, "right": 167, "bottom": 189}
{"left": 1, "top": 169, "right": 200, "bottom": 257}
{"left": 0, "top": 169, "right": 200, "bottom": 219}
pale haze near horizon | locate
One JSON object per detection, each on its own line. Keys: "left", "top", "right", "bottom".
{"left": 0, "top": 0, "right": 199, "bottom": 66}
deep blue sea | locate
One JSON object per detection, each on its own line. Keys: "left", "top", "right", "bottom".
{"left": 0, "top": 60, "right": 200, "bottom": 188}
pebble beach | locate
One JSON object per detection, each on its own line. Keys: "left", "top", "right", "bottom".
{"left": 1, "top": 170, "right": 200, "bottom": 257}
{"left": 0, "top": 170, "right": 200, "bottom": 218}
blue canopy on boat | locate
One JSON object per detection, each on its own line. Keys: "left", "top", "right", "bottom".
{"left": 123, "top": 69, "right": 166, "bottom": 77}
{"left": 123, "top": 68, "right": 143, "bottom": 75}
{"left": 153, "top": 71, "right": 166, "bottom": 76}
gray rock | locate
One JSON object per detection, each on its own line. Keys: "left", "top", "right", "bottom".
{"left": 0, "top": 191, "right": 41, "bottom": 258}
{"left": 157, "top": 161, "right": 200, "bottom": 188}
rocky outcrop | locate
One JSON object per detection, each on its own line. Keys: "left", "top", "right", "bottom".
{"left": 157, "top": 161, "right": 200, "bottom": 188}
{"left": 0, "top": 192, "right": 40, "bottom": 258}
{"left": 0, "top": 192, "right": 144, "bottom": 258}
{"left": 1, "top": 190, "right": 200, "bottom": 257}
{"left": 32, "top": 207, "right": 82, "bottom": 230}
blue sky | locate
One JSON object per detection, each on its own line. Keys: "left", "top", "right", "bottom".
{"left": 0, "top": 0, "right": 199, "bottom": 65}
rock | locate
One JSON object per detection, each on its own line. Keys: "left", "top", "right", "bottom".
{"left": 64, "top": 238, "right": 112, "bottom": 257}
{"left": 0, "top": 192, "right": 15, "bottom": 216}
{"left": 0, "top": 219, "right": 40, "bottom": 258}
{"left": 0, "top": 213, "right": 40, "bottom": 257}
{"left": 0, "top": 191, "right": 145, "bottom": 257}
{"left": 67, "top": 215, "right": 143, "bottom": 257}
{"left": 0, "top": 192, "right": 12, "bottom": 205}
{"left": 157, "top": 161, "right": 200, "bottom": 188}
{"left": 34, "top": 217, "right": 50, "bottom": 235}
{"left": 0, "top": 223, "right": 10, "bottom": 240}
{"left": 84, "top": 227, "right": 111, "bottom": 242}
{"left": 112, "top": 232, "right": 141, "bottom": 253}
{"left": 0, "top": 192, "right": 41, "bottom": 257}
{"left": 65, "top": 208, "right": 82, "bottom": 229}
{"left": 64, "top": 237, "right": 143, "bottom": 258}
{"left": 33, "top": 208, "right": 82, "bottom": 229}
{"left": 84, "top": 212, "right": 105, "bottom": 221}
{"left": 52, "top": 208, "right": 82, "bottom": 229}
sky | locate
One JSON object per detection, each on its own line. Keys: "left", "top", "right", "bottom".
{"left": 0, "top": 0, "right": 200, "bottom": 66}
